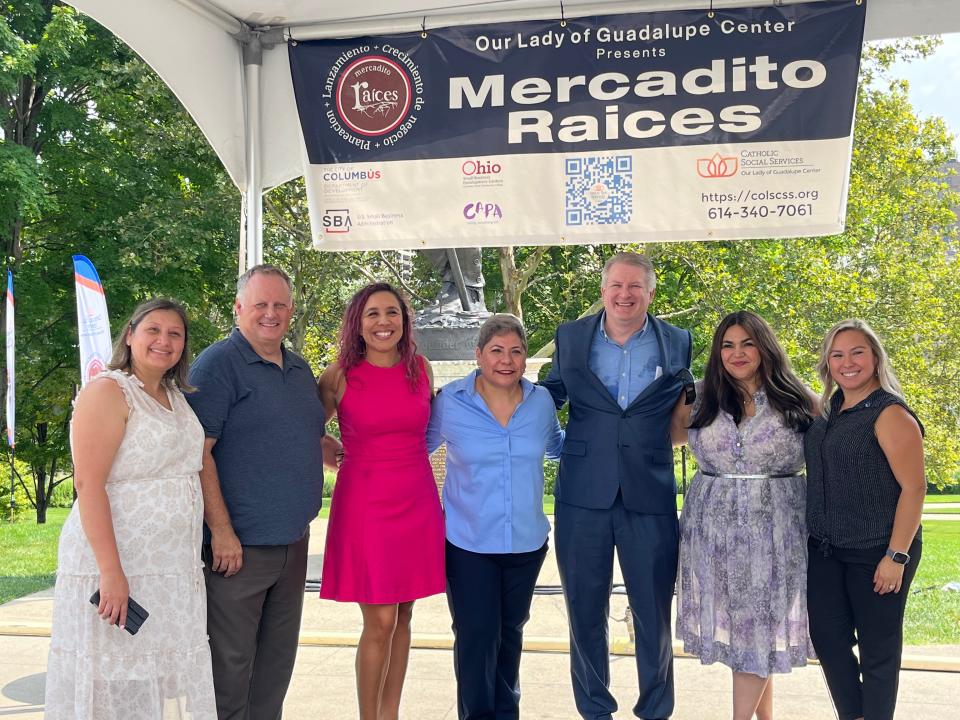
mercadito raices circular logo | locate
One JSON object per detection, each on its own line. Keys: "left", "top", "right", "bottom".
{"left": 325, "top": 46, "right": 424, "bottom": 151}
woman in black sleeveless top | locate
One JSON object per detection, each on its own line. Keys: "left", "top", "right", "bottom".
{"left": 804, "top": 319, "right": 925, "bottom": 720}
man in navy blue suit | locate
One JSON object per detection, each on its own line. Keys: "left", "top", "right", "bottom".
{"left": 542, "top": 252, "right": 692, "bottom": 720}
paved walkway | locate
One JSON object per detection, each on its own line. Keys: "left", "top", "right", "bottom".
{"left": 3, "top": 635, "right": 957, "bottom": 719}
{"left": 1, "top": 518, "right": 958, "bottom": 718}
{"left": 921, "top": 501, "right": 960, "bottom": 521}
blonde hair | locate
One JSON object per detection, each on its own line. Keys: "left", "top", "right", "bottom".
{"left": 601, "top": 251, "right": 657, "bottom": 290}
{"left": 816, "top": 319, "right": 903, "bottom": 416}
{"left": 236, "top": 264, "right": 292, "bottom": 301}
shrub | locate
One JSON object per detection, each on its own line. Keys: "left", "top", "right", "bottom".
{"left": 48, "top": 478, "right": 75, "bottom": 508}
{"left": 0, "top": 456, "right": 31, "bottom": 522}
{"left": 543, "top": 460, "right": 557, "bottom": 496}
{"left": 927, "top": 479, "right": 959, "bottom": 496}
{"left": 323, "top": 470, "right": 336, "bottom": 498}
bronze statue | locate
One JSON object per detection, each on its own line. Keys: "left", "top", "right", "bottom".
{"left": 413, "top": 248, "right": 491, "bottom": 361}
{"left": 415, "top": 248, "right": 489, "bottom": 327}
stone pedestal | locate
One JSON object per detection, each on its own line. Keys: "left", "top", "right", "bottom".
{"left": 429, "top": 357, "right": 549, "bottom": 390}
{"left": 414, "top": 326, "right": 480, "bottom": 361}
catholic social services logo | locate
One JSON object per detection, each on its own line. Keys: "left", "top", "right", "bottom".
{"left": 697, "top": 153, "right": 739, "bottom": 178}
{"left": 323, "top": 47, "right": 425, "bottom": 151}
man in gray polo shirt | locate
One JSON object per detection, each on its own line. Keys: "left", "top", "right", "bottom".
{"left": 187, "top": 264, "right": 329, "bottom": 719}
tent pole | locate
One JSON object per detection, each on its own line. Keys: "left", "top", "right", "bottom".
{"left": 238, "top": 195, "right": 247, "bottom": 275}
{"left": 241, "top": 30, "right": 264, "bottom": 271}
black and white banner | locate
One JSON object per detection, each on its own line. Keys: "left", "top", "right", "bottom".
{"left": 289, "top": 0, "right": 866, "bottom": 250}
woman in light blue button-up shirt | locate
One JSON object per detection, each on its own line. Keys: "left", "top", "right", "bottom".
{"left": 427, "top": 313, "right": 563, "bottom": 720}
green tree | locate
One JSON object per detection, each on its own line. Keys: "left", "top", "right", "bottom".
{"left": 1, "top": 2, "right": 239, "bottom": 520}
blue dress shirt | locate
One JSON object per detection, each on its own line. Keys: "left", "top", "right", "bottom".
{"left": 589, "top": 311, "right": 661, "bottom": 409}
{"left": 427, "top": 370, "right": 564, "bottom": 554}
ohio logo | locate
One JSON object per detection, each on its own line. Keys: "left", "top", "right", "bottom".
{"left": 461, "top": 159, "right": 502, "bottom": 176}
{"left": 336, "top": 57, "right": 411, "bottom": 136}
{"left": 697, "top": 153, "right": 739, "bottom": 178}
{"left": 322, "top": 208, "right": 352, "bottom": 234}
{"left": 463, "top": 202, "right": 503, "bottom": 221}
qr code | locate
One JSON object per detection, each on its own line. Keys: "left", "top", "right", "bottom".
{"left": 564, "top": 156, "right": 633, "bottom": 226}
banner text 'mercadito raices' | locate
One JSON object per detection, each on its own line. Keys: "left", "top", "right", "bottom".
{"left": 449, "top": 56, "right": 826, "bottom": 143}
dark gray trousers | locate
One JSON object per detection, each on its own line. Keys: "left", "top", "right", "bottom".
{"left": 202, "top": 533, "right": 309, "bottom": 720}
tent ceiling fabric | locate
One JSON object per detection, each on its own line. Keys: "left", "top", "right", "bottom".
{"left": 68, "top": 0, "right": 960, "bottom": 193}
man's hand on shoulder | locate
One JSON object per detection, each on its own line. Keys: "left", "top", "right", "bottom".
{"left": 210, "top": 526, "right": 243, "bottom": 577}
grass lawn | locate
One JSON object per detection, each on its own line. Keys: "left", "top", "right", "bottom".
{"left": 0, "top": 507, "right": 69, "bottom": 605}
{"left": 924, "top": 494, "right": 960, "bottom": 503}
{"left": 2, "top": 509, "right": 957, "bottom": 646}
{"left": 904, "top": 520, "right": 960, "bottom": 645}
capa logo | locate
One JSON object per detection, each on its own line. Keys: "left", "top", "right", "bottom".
{"left": 461, "top": 159, "right": 502, "bottom": 176}
{"left": 463, "top": 202, "right": 503, "bottom": 221}
{"left": 336, "top": 56, "right": 411, "bottom": 136}
{"left": 322, "top": 208, "right": 352, "bottom": 234}
{"left": 697, "top": 153, "right": 739, "bottom": 178}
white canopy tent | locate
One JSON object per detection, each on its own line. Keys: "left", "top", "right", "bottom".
{"left": 65, "top": 0, "right": 960, "bottom": 270}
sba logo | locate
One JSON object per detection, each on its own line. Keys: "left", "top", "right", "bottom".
{"left": 323, "top": 208, "right": 352, "bottom": 234}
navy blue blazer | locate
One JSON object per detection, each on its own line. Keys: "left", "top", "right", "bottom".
{"left": 542, "top": 312, "right": 692, "bottom": 515}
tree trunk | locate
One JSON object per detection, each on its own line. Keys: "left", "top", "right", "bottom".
{"left": 498, "top": 245, "right": 551, "bottom": 321}
{"left": 498, "top": 247, "right": 523, "bottom": 319}
{"left": 34, "top": 422, "right": 48, "bottom": 524}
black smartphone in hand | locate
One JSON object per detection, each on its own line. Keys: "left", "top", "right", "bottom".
{"left": 89, "top": 590, "right": 150, "bottom": 635}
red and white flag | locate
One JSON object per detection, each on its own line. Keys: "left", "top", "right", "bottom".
{"left": 72, "top": 256, "right": 112, "bottom": 386}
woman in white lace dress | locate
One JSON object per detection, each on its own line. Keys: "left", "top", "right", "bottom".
{"left": 45, "top": 298, "right": 216, "bottom": 719}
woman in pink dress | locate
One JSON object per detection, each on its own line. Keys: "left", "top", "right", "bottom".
{"left": 318, "top": 282, "right": 445, "bottom": 720}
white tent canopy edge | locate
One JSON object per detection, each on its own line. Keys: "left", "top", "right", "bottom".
{"left": 65, "top": 0, "right": 960, "bottom": 269}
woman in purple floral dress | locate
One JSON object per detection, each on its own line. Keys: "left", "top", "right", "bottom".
{"left": 671, "top": 311, "right": 816, "bottom": 720}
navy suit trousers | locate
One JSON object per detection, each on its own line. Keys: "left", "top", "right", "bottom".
{"left": 556, "top": 496, "right": 678, "bottom": 720}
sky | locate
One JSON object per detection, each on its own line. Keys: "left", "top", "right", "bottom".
{"left": 886, "top": 32, "right": 960, "bottom": 158}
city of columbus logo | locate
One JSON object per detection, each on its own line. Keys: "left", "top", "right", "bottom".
{"left": 336, "top": 56, "right": 411, "bottom": 136}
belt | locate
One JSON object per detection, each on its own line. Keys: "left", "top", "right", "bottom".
{"left": 699, "top": 470, "right": 803, "bottom": 479}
